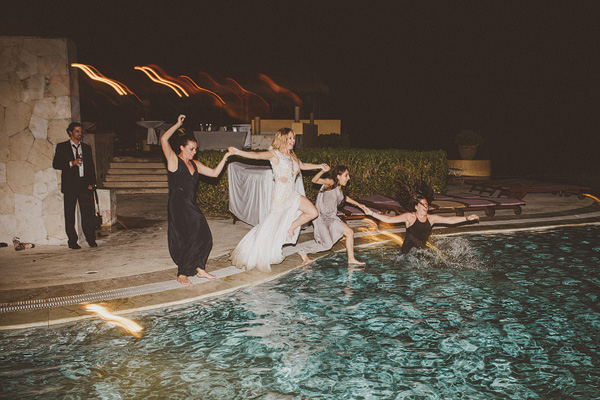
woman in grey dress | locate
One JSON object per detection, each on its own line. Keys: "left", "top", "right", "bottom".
{"left": 298, "top": 165, "right": 366, "bottom": 265}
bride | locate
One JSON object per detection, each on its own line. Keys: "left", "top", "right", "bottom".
{"left": 228, "top": 128, "right": 328, "bottom": 272}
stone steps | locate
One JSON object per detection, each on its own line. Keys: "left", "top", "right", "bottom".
{"left": 108, "top": 168, "right": 167, "bottom": 175}
{"left": 103, "top": 156, "right": 168, "bottom": 194}
{"left": 105, "top": 175, "right": 168, "bottom": 182}
{"left": 112, "top": 156, "right": 164, "bottom": 163}
{"left": 112, "top": 188, "right": 169, "bottom": 194}
{"left": 109, "top": 162, "right": 165, "bottom": 169}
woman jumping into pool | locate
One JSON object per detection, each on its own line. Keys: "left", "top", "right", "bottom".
{"left": 228, "top": 128, "right": 328, "bottom": 272}
{"left": 297, "top": 165, "right": 366, "bottom": 265}
{"left": 361, "top": 182, "right": 479, "bottom": 254}
{"left": 161, "top": 114, "right": 233, "bottom": 285}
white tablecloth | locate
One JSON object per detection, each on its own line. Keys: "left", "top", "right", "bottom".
{"left": 194, "top": 131, "right": 250, "bottom": 150}
{"left": 228, "top": 161, "right": 306, "bottom": 226}
{"left": 136, "top": 121, "right": 165, "bottom": 145}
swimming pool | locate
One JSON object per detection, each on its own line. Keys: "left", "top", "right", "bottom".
{"left": 1, "top": 225, "right": 599, "bottom": 398}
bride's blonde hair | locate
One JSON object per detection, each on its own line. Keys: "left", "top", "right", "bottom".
{"left": 271, "top": 128, "right": 299, "bottom": 163}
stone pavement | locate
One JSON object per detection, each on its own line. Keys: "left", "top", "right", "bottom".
{"left": 1, "top": 185, "right": 599, "bottom": 330}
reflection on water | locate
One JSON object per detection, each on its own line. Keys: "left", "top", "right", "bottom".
{"left": 1, "top": 226, "right": 599, "bottom": 398}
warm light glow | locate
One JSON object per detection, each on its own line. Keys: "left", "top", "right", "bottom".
{"left": 134, "top": 65, "right": 189, "bottom": 97}
{"left": 180, "top": 75, "right": 225, "bottom": 104}
{"left": 258, "top": 74, "right": 303, "bottom": 105}
{"left": 378, "top": 230, "right": 405, "bottom": 246}
{"left": 360, "top": 219, "right": 404, "bottom": 246}
{"left": 225, "top": 78, "right": 270, "bottom": 109}
{"left": 84, "top": 304, "right": 144, "bottom": 338}
{"left": 71, "top": 63, "right": 136, "bottom": 97}
{"left": 582, "top": 193, "right": 600, "bottom": 204}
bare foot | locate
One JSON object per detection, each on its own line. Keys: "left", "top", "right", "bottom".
{"left": 348, "top": 259, "right": 366, "bottom": 266}
{"left": 300, "top": 254, "right": 312, "bottom": 263}
{"left": 177, "top": 275, "right": 192, "bottom": 286}
{"left": 196, "top": 269, "right": 216, "bottom": 279}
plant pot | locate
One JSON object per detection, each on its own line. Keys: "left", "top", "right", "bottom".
{"left": 458, "top": 145, "right": 478, "bottom": 160}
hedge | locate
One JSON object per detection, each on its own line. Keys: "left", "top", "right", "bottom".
{"left": 196, "top": 148, "right": 447, "bottom": 217}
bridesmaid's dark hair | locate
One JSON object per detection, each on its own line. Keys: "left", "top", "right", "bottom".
{"left": 176, "top": 129, "right": 197, "bottom": 154}
{"left": 322, "top": 165, "right": 349, "bottom": 202}
{"left": 396, "top": 180, "right": 433, "bottom": 212}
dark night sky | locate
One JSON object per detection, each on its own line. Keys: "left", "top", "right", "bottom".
{"left": 2, "top": 0, "right": 599, "bottom": 175}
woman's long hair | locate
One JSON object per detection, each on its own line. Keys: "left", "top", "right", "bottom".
{"left": 271, "top": 128, "right": 299, "bottom": 164}
{"left": 396, "top": 179, "right": 433, "bottom": 212}
{"left": 322, "top": 165, "right": 349, "bottom": 202}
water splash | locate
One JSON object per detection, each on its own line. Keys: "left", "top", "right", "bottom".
{"left": 391, "top": 237, "right": 484, "bottom": 270}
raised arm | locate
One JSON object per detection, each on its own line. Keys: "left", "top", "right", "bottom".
{"left": 311, "top": 164, "right": 331, "bottom": 185}
{"left": 299, "top": 160, "right": 329, "bottom": 171}
{"left": 161, "top": 114, "right": 185, "bottom": 171}
{"left": 227, "top": 146, "right": 276, "bottom": 162}
{"left": 362, "top": 207, "right": 412, "bottom": 224}
{"left": 429, "top": 213, "right": 479, "bottom": 226}
{"left": 195, "top": 148, "right": 234, "bottom": 178}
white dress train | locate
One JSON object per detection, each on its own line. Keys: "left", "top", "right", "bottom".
{"left": 231, "top": 150, "right": 302, "bottom": 272}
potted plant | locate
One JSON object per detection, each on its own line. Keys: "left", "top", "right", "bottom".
{"left": 455, "top": 129, "right": 484, "bottom": 160}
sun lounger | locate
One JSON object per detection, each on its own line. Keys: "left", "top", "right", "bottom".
{"left": 466, "top": 179, "right": 590, "bottom": 200}
{"left": 448, "top": 167, "right": 464, "bottom": 177}
{"left": 359, "top": 194, "right": 464, "bottom": 216}
{"left": 358, "top": 194, "right": 406, "bottom": 215}
{"left": 359, "top": 193, "right": 517, "bottom": 218}
{"left": 450, "top": 192, "right": 525, "bottom": 215}
{"left": 433, "top": 194, "right": 498, "bottom": 216}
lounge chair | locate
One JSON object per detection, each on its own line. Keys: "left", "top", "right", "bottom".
{"left": 450, "top": 192, "right": 525, "bottom": 215}
{"left": 467, "top": 179, "right": 590, "bottom": 200}
{"left": 432, "top": 194, "right": 497, "bottom": 216}
{"left": 359, "top": 194, "right": 464, "bottom": 216}
{"left": 358, "top": 194, "right": 406, "bottom": 215}
{"left": 448, "top": 167, "right": 464, "bottom": 177}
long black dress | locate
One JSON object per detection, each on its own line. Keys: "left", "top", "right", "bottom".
{"left": 168, "top": 157, "right": 213, "bottom": 277}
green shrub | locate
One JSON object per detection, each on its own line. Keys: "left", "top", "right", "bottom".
{"left": 195, "top": 151, "right": 231, "bottom": 217}
{"left": 196, "top": 149, "right": 447, "bottom": 217}
{"left": 296, "top": 148, "right": 447, "bottom": 201}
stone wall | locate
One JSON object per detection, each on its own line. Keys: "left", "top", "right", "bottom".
{"left": 0, "top": 37, "right": 80, "bottom": 245}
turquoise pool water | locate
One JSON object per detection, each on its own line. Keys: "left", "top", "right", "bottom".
{"left": 1, "top": 225, "right": 599, "bottom": 399}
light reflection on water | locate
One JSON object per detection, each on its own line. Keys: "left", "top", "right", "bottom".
{"left": 1, "top": 226, "right": 599, "bottom": 399}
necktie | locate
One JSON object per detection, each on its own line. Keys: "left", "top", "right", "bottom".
{"left": 72, "top": 144, "right": 83, "bottom": 177}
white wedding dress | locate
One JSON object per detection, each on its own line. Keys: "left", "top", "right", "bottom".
{"left": 231, "top": 150, "right": 302, "bottom": 272}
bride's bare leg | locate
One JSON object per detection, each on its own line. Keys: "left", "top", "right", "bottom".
{"left": 196, "top": 268, "right": 216, "bottom": 279}
{"left": 288, "top": 196, "right": 318, "bottom": 239}
{"left": 343, "top": 222, "right": 365, "bottom": 265}
{"left": 300, "top": 253, "right": 312, "bottom": 263}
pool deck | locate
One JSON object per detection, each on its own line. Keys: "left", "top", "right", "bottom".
{"left": 1, "top": 182, "right": 599, "bottom": 330}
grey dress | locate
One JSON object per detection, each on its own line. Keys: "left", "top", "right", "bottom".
{"left": 298, "top": 185, "right": 346, "bottom": 256}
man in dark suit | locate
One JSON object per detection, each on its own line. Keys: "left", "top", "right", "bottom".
{"left": 52, "top": 122, "right": 98, "bottom": 249}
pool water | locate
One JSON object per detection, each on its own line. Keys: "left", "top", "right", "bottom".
{"left": 1, "top": 225, "right": 599, "bottom": 399}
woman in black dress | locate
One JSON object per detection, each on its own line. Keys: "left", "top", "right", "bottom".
{"left": 362, "top": 182, "right": 479, "bottom": 254}
{"left": 161, "top": 114, "right": 232, "bottom": 285}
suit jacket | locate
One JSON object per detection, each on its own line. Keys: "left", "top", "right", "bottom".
{"left": 53, "top": 140, "right": 97, "bottom": 193}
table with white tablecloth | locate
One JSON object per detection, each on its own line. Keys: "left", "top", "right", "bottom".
{"left": 194, "top": 130, "right": 251, "bottom": 150}
{"left": 228, "top": 161, "right": 306, "bottom": 226}
{"left": 136, "top": 120, "right": 165, "bottom": 145}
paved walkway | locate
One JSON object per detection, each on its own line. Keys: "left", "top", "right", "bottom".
{"left": 1, "top": 184, "right": 599, "bottom": 330}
